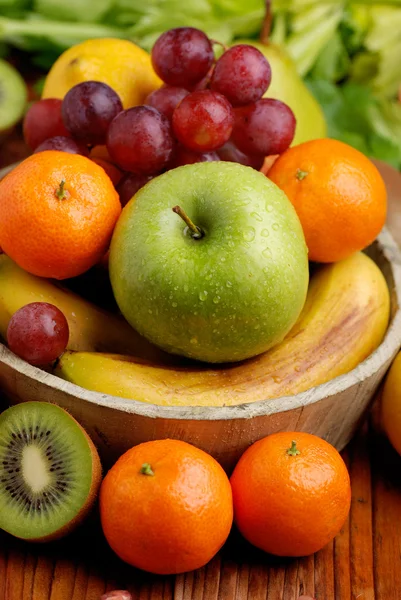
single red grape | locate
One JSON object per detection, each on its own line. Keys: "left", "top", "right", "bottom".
{"left": 151, "top": 27, "right": 214, "bottom": 88}
{"left": 33, "top": 136, "right": 89, "bottom": 156}
{"left": 23, "top": 98, "right": 71, "bottom": 150}
{"left": 170, "top": 145, "right": 220, "bottom": 167}
{"left": 117, "top": 173, "right": 153, "bottom": 207}
{"left": 144, "top": 85, "right": 189, "bottom": 121}
{"left": 107, "top": 106, "right": 174, "bottom": 175}
{"left": 7, "top": 302, "right": 69, "bottom": 366}
{"left": 217, "top": 140, "right": 265, "bottom": 170}
{"left": 210, "top": 45, "right": 271, "bottom": 106}
{"left": 172, "top": 90, "right": 233, "bottom": 152}
{"left": 62, "top": 81, "right": 123, "bottom": 145}
{"left": 232, "top": 99, "right": 296, "bottom": 156}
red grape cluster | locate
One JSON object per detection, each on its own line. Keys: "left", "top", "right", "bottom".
{"left": 23, "top": 27, "right": 296, "bottom": 205}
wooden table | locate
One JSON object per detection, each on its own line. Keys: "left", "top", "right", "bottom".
{"left": 0, "top": 137, "right": 401, "bottom": 600}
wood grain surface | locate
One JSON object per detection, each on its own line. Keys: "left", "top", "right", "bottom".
{"left": 0, "top": 133, "right": 401, "bottom": 599}
{"left": 1, "top": 403, "right": 401, "bottom": 600}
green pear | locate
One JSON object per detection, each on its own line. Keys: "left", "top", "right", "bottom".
{"left": 234, "top": 41, "right": 327, "bottom": 146}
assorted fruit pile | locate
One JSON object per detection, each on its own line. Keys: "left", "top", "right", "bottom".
{"left": 0, "top": 401, "right": 351, "bottom": 582}
{"left": 0, "top": 21, "right": 397, "bottom": 585}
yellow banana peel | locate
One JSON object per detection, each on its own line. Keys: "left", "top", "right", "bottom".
{"left": 55, "top": 251, "right": 390, "bottom": 407}
{"left": 0, "top": 254, "right": 167, "bottom": 361}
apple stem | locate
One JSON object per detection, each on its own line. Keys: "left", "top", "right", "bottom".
{"left": 140, "top": 463, "right": 154, "bottom": 476}
{"left": 55, "top": 179, "right": 67, "bottom": 200}
{"left": 260, "top": 0, "right": 273, "bottom": 45}
{"left": 287, "top": 440, "right": 300, "bottom": 457}
{"left": 173, "top": 205, "right": 204, "bottom": 240}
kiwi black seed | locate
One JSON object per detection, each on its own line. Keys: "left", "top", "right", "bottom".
{"left": 0, "top": 401, "right": 101, "bottom": 541}
{"left": 0, "top": 59, "right": 27, "bottom": 134}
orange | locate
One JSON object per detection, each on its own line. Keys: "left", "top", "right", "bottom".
{"left": 91, "top": 158, "right": 123, "bottom": 187}
{"left": 0, "top": 151, "right": 121, "bottom": 280}
{"left": 99, "top": 439, "right": 233, "bottom": 575}
{"left": 230, "top": 432, "right": 351, "bottom": 557}
{"left": 268, "top": 138, "right": 387, "bottom": 263}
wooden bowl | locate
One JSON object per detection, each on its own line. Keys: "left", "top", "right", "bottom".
{"left": 0, "top": 164, "right": 401, "bottom": 472}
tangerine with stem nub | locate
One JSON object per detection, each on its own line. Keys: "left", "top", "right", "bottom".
{"left": 230, "top": 431, "right": 351, "bottom": 557}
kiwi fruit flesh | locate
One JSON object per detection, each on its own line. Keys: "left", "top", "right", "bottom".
{"left": 0, "top": 59, "right": 27, "bottom": 133}
{"left": 0, "top": 401, "right": 101, "bottom": 541}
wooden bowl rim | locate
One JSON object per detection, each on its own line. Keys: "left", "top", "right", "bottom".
{"left": 1, "top": 166, "right": 401, "bottom": 421}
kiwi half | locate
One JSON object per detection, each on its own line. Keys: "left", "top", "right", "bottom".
{"left": 0, "top": 401, "right": 101, "bottom": 541}
{"left": 0, "top": 59, "right": 27, "bottom": 133}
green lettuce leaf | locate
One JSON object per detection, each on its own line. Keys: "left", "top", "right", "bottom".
{"left": 307, "top": 79, "right": 401, "bottom": 168}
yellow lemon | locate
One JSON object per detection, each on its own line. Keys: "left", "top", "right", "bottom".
{"left": 42, "top": 38, "right": 162, "bottom": 108}
{"left": 381, "top": 351, "right": 401, "bottom": 455}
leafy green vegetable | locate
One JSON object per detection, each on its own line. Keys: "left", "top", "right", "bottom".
{"left": 307, "top": 79, "right": 401, "bottom": 168}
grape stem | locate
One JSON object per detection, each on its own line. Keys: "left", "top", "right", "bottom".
{"left": 211, "top": 39, "right": 228, "bottom": 54}
{"left": 173, "top": 205, "right": 204, "bottom": 239}
{"left": 260, "top": 0, "right": 273, "bottom": 45}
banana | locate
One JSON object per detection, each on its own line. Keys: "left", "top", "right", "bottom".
{"left": 55, "top": 251, "right": 390, "bottom": 407}
{"left": 0, "top": 254, "right": 169, "bottom": 362}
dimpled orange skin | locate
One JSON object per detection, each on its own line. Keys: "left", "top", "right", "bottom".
{"left": 0, "top": 151, "right": 121, "bottom": 280}
{"left": 268, "top": 138, "right": 387, "bottom": 263}
{"left": 230, "top": 432, "right": 351, "bottom": 557}
{"left": 99, "top": 439, "right": 233, "bottom": 575}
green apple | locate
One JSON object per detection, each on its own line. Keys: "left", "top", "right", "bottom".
{"left": 109, "top": 162, "right": 309, "bottom": 363}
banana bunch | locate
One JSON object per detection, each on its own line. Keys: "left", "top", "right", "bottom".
{"left": 0, "top": 255, "right": 169, "bottom": 363}
{"left": 54, "top": 252, "right": 390, "bottom": 407}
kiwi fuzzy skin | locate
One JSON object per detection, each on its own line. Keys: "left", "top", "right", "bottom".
{"left": 12, "top": 403, "right": 102, "bottom": 543}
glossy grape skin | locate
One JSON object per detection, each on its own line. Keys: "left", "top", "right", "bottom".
{"left": 7, "top": 302, "right": 69, "bottom": 366}
{"left": 33, "top": 136, "right": 89, "bottom": 156}
{"left": 217, "top": 140, "right": 265, "bottom": 171}
{"left": 151, "top": 27, "right": 214, "bottom": 88}
{"left": 172, "top": 90, "right": 234, "bottom": 152}
{"left": 144, "top": 85, "right": 189, "bottom": 121}
{"left": 62, "top": 81, "right": 123, "bottom": 145}
{"left": 23, "top": 98, "right": 70, "bottom": 150}
{"left": 232, "top": 99, "right": 296, "bottom": 156}
{"left": 210, "top": 45, "right": 271, "bottom": 107}
{"left": 170, "top": 145, "right": 220, "bottom": 167}
{"left": 117, "top": 173, "right": 153, "bottom": 207}
{"left": 107, "top": 106, "right": 174, "bottom": 175}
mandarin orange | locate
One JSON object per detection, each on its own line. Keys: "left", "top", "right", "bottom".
{"left": 230, "top": 432, "right": 351, "bottom": 557}
{"left": 268, "top": 138, "right": 387, "bottom": 263}
{"left": 0, "top": 151, "right": 121, "bottom": 279}
{"left": 99, "top": 439, "right": 233, "bottom": 575}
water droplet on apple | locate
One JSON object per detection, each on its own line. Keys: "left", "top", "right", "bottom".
{"left": 221, "top": 256, "right": 226, "bottom": 262}
{"left": 261, "top": 229, "right": 269, "bottom": 238}
{"left": 262, "top": 248, "right": 272, "bottom": 259}
{"left": 206, "top": 273, "right": 212, "bottom": 281}
{"left": 243, "top": 227, "right": 255, "bottom": 242}
{"left": 251, "top": 212, "right": 263, "bottom": 222}
{"left": 266, "top": 203, "right": 273, "bottom": 212}
{"left": 184, "top": 284, "right": 189, "bottom": 293}
{"left": 272, "top": 223, "right": 279, "bottom": 231}
{"left": 272, "top": 375, "right": 281, "bottom": 384}
{"left": 213, "top": 296, "right": 221, "bottom": 304}
{"left": 148, "top": 309, "right": 153, "bottom": 314}
{"left": 190, "top": 337, "right": 198, "bottom": 345}
{"left": 228, "top": 241, "right": 235, "bottom": 248}
{"left": 226, "top": 281, "right": 232, "bottom": 288}
{"left": 199, "top": 291, "right": 208, "bottom": 301}
{"left": 172, "top": 302, "right": 177, "bottom": 307}
{"left": 254, "top": 324, "right": 260, "bottom": 330}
